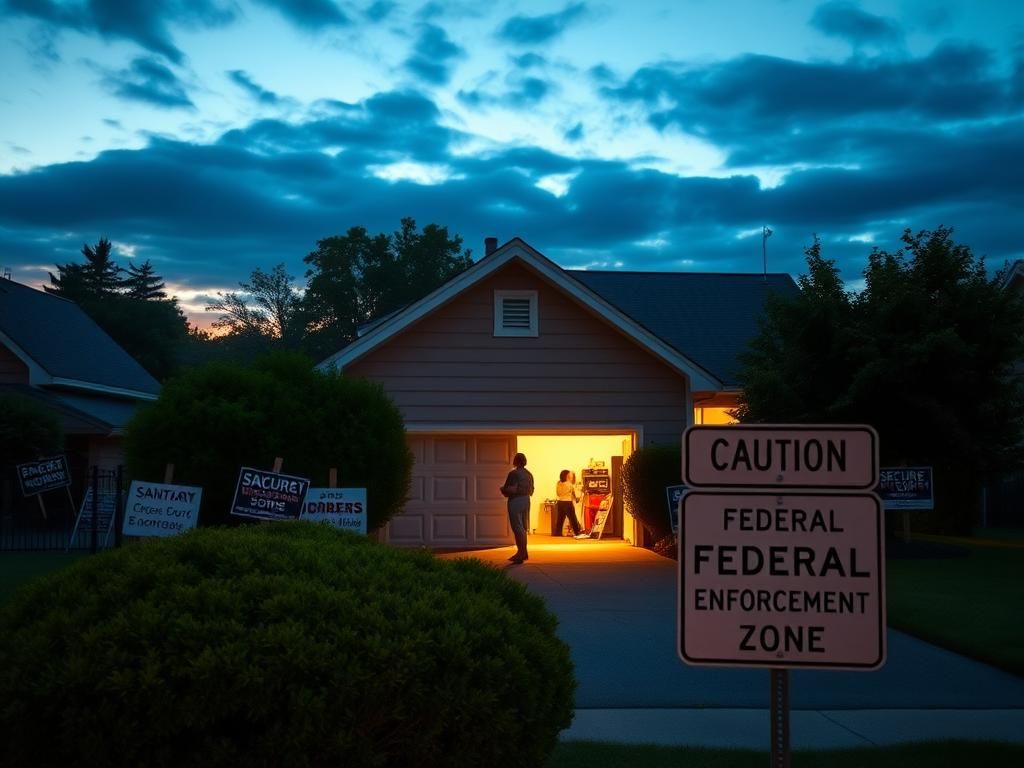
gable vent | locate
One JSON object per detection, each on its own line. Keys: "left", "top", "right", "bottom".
{"left": 493, "top": 289, "right": 538, "bottom": 337}
{"left": 502, "top": 298, "right": 532, "bottom": 329}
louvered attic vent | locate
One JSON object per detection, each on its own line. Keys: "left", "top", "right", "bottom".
{"left": 493, "top": 290, "right": 538, "bottom": 337}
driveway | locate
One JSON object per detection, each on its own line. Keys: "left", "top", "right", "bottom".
{"left": 441, "top": 539, "right": 1024, "bottom": 710}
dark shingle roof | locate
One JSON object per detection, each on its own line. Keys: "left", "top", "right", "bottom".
{"left": 0, "top": 279, "right": 160, "bottom": 397}
{"left": 567, "top": 270, "right": 800, "bottom": 386}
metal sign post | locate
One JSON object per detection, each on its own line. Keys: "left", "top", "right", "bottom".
{"left": 770, "top": 669, "right": 790, "bottom": 768}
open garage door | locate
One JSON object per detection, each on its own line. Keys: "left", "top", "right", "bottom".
{"left": 388, "top": 434, "right": 515, "bottom": 547}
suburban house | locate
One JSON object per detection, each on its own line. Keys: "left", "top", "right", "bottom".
{"left": 0, "top": 278, "right": 160, "bottom": 496}
{"left": 318, "top": 237, "right": 799, "bottom": 549}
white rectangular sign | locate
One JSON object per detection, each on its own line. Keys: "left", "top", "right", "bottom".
{"left": 679, "top": 490, "right": 885, "bottom": 670}
{"left": 123, "top": 481, "right": 202, "bottom": 537}
{"left": 301, "top": 487, "right": 367, "bottom": 534}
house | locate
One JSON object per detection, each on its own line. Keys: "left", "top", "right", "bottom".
{"left": 317, "top": 237, "right": 799, "bottom": 548}
{"left": 0, "top": 278, "right": 160, "bottom": 488}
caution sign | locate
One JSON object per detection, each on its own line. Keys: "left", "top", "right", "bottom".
{"left": 679, "top": 490, "right": 885, "bottom": 669}
{"left": 684, "top": 425, "right": 878, "bottom": 490}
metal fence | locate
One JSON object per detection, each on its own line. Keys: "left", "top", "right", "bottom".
{"left": 1, "top": 466, "right": 125, "bottom": 552}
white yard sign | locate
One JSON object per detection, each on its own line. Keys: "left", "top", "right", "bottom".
{"left": 123, "top": 481, "right": 202, "bottom": 537}
{"left": 301, "top": 488, "right": 367, "bottom": 534}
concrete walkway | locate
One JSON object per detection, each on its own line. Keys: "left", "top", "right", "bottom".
{"left": 440, "top": 538, "right": 1024, "bottom": 749}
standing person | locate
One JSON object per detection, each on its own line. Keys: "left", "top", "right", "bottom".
{"left": 500, "top": 452, "right": 534, "bottom": 563}
{"left": 555, "top": 470, "right": 588, "bottom": 539}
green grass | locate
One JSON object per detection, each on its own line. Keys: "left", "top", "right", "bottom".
{"left": 547, "top": 741, "right": 1024, "bottom": 767}
{"left": 0, "top": 552, "right": 84, "bottom": 603}
{"left": 886, "top": 542, "right": 1024, "bottom": 675}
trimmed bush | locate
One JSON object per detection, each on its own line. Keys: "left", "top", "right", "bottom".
{"left": 0, "top": 522, "right": 576, "bottom": 768}
{"left": 621, "top": 443, "right": 682, "bottom": 541}
{"left": 124, "top": 351, "right": 413, "bottom": 530}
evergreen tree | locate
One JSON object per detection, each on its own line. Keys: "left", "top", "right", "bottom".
{"left": 124, "top": 260, "right": 167, "bottom": 300}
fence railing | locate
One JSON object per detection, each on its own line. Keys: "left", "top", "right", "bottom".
{"left": 1, "top": 466, "right": 124, "bottom": 552}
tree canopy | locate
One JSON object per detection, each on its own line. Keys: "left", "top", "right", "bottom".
{"left": 302, "top": 217, "right": 473, "bottom": 359}
{"left": 45, "top": 239, "right": 190, "bottom": 381}
{"left": 737, "top": 226, "right": 1024, "bottom": 532}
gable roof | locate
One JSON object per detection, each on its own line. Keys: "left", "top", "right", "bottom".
{"left": 0, "top": 279, "right": 159, "bottom": 399}
{"left": 569, "top": 270, "right": 799, "bottom": 386}
{"left": 318, "top": 238, "right": 722, "bottom": 390}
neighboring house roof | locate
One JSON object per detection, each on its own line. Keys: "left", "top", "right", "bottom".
{"left": 0, "top": 279, "right": 159, "bottom": 399}
{"left": 318, "top": 237, "right": 801, "bottom": 391}
{"left": 1001, "top": 259, "right": 1024, "bottom": 293}
{"left": 0, "top": 384, "right": 134, "bottom": 435}
{"left": 569, "top": 271, "right": 799, "bottom": 386}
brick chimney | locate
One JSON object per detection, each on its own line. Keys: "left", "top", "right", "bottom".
{"left": 484, "top": 237, "right": 498, "bottom": 256}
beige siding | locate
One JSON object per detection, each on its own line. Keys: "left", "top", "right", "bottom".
{"left": 0, "top": 343, "right": 29, "bottom": 384}
{"left": 347, "top": 263, "right": 689, "bottom": 444}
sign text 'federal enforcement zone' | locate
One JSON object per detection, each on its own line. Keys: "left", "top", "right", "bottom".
{"left": 679, "top": 490, "right": 885, "bottom": 670}
{"left": 684, "top": 425, "right": 879, "bottom": 489}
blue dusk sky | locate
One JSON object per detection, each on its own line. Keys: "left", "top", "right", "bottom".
{"left": 1, "top": 0, "right": 1022, "bottom": 327}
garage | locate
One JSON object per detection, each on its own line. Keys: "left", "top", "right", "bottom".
{"left": 387, "top": 431, "right": 635, "bottom": 548}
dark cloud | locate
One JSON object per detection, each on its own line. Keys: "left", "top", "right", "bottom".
{"left": 228, "top": 70, "right": 282, "bottom": 105}
{"left": 458, "top": 75, "right": 553, "bottom": 109}
{"left": 403, "top": 23, "right": 464, "bottom": 84}
{"left": 564, "top": 122, "right": 583, "bottom": 142}
{"left": 3, "top": 0, "right": 239, "bottom": 63}
{"left": 103, "top": 57, "right": 194, "bottom": 109}
{"left": 496, "top": 2, "right": 587, "bottom": 45}
{"left": 1, "top": 80, "right": 1022, "bottom": 295}
{"left": 810, "top": 1, "right": 903, "bottom": 48}
{"left": 512, "top": 52, "right": 547, "bottom": 69}
{"left": 252, "top": 0, "right": 350, "bottom": 29}
{"left": 364, "top": 0, "right": 396, "bottom": 22}
{"left": 604, "top": 43, "right": 1014, "bottom": 166}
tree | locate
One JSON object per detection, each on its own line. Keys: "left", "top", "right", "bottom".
{"left": 207, "top": 264, "right": 303, "bottom": 346}
{"left": 124, "top": 351, "right": 414, "bottom": 529}
{"left": 301, "top": 218, "right": 473, "bottom": 358}
{"left": 46, "top": 237, "right": 123, "bottom": 300}
{"left": 737, "top": 227, "right": 1024, "bottom": 533}
{"left": 123, "top": 260, "right": 167, "bottom": 300}
{"left": 44, "top": 238, "right": 190, "bottom": 380}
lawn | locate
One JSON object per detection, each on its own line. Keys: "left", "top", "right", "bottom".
{"left": 0, "top": 552, "right": 84, "bottom": 603}
{"left": 547, "top": 741, "right": 1024, "bottom": 767}
{"left": 886, "top": 539, "right": 1024, "bottom": 675}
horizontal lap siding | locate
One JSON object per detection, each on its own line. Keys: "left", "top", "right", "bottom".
{"left": 346, "top": 264, "right": 689, "bottom": 444}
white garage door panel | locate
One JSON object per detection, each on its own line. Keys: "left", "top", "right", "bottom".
{"left": 392, "top": 434, "right": 515, "bottom": 547}
{"left": 433, "top": 476, "right": 468, "bottom": 501}
{"left": 433, "top": 515, "right": 469, "bottom": 540}
{"left": 477, "top": 438, "right": 513, "bottom": 464}
{"left": 389, "top": 514, "right": 425, "bottom": 542}
{"left": 434, "top": 439, "right": 468, "bottom": 463}
{"left": 476, "top": 513, "right": 509, "bottom": 539}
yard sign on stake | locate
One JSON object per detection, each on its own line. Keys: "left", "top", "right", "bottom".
{"left": 680, "top": 424, "right": 884, "bottom": 768}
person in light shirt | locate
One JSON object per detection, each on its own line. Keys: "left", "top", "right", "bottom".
{"left": 555, "top": 470, "right": 589, "bottom": 539}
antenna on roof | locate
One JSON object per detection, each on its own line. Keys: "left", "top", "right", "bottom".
{"left": 762, "top": 226, "right": 773, "bottom": 282}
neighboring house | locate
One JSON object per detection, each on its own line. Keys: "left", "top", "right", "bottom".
{"left": 0, "top": 278, "right": 160, "bottom": 484}
{"left": 318, "top": 237, "right": 799, "bottom": 549}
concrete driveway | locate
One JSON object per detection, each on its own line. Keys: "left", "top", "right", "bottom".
{"left": 440, "top": 538, "right": 1024, "bottom": 747}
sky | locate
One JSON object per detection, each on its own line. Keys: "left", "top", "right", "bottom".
{"left": 1, "top": 0, "right": 1022, "bottom": 328}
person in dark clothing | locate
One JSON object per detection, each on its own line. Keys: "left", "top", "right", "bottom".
{"left": 500, "top": 452, "right": 534, "bottom": 563}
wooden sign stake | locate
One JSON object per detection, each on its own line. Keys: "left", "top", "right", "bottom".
{"left": 329, "top": 468, "right": 337, "bottom": 489}
{"left": 36, "top": 494, "right": 48, "bottom": 521}
{"left": 272, "top": 457, "right": 283, "bottom": 473}
{"left": 164, "top": 464, "right": 175, "bottom": 484}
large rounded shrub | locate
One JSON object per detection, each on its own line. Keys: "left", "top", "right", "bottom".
{"left": 621, "top": 442, "right": 682, "bottom": 541}
{"left": 0, "top": 523, "right": 575, "bottom": 768}
{"left": 124, "top": 351, "right": 413, "bottom": 529}
{"left": 0, "top": 390, "right": 62, "bottom": 467}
